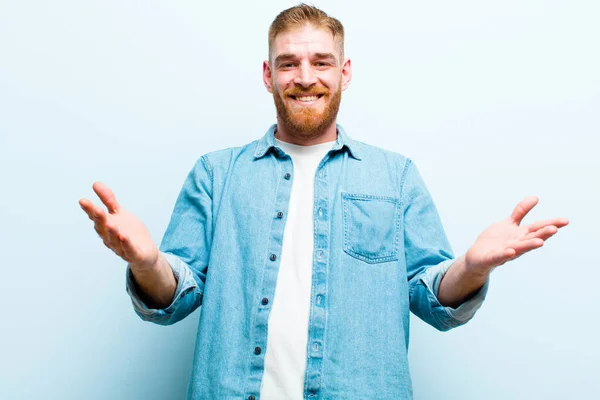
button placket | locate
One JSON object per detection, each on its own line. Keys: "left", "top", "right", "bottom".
{"left": 246, "top": 157, "right": 293, "bottom": 395}
{"left": 303, "top": 158, "right": 330, "bottom": 396}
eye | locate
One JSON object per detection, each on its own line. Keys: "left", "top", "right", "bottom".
{"left": 314, "top": 62, "right": 332, "bottom": 68}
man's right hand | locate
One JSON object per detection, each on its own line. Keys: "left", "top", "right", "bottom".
{"left": 79, "top": 182, "right": 159, "bottom": 271}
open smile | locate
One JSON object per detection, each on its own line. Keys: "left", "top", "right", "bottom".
{"left": 289, "top": 94, "right": 325, "bottom": 104}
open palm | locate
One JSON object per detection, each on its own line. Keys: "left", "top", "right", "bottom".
{"left": 79, "top": 182, "right": 159, "bottom": 268}
{"left": 465, "top": 196, "right": 569, "bottom": 274}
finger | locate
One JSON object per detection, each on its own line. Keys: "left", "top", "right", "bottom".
{"left": 102, "top": 237, "right": 130, "bottom": 261}
{"left": 486, "top": 248, "right": 516, "bottom": 267}
{"left": 104, "top": 224, "right": 132, "bottom": 261}
{"left": 526, "top": 218, "right": 569, "bottom": 232}
{"left": 510, "top": 196, "right": 539, "bottom": 225}
{"left": 81, "top": 198, "right": 109, "bottom": 223}
{"left": 524, "top": 225, "right": 558, "bottom": 242}
{"left": 79, "top": 198, "right": 100, "bottom": 221}
{"left": 507, "top": 238, "right": 544, "bottom": 254}
{"left": 105, "top": 223, "right": 121, "bottom": 249}
{"left": 93, "top": 208, "right": 109, "bottom": 238}
{"left": 119, "top": 234, "right": 140, "bottom": 263}
{"left": 92, "top": 182, "right": 121, "bottom": 214}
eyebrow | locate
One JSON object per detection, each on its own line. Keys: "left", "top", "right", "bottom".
{"left": 314, "top": 53, "right": 337, "bottom": 63}
{"left": 274, "top": 53, "right": 296, "bottom": 64}
{"left": 274, "top": 52, "right": 338, "bottom": 65}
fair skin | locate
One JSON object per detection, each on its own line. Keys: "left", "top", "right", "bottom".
{"left": 438, "top": 196, "right": 568, "bottom": 308}
{"left": 79, "top": 24, "right": 568, "bottom": 310}
{"left": 263, "top": 25, "right": 351, "bottom": 145}
{"left": 79, "top": 182, "right": 175, "bottom": 309}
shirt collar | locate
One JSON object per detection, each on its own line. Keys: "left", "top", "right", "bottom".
{"left": 253, "top": 123, "right": 361, "bottom": 160}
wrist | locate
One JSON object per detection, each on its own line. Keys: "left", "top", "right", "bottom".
{"left": 130, "top": 252, "right": 161, "bottom": 275}
{"left": 461, "top": 254, "right": 492, "bottom": 282}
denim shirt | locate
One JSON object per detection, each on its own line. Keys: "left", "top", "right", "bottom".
{"left": 126, "top": 124, "right": 488, "bottom": 400}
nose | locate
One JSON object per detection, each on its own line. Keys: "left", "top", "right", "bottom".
{"left": 293, "top": 61, "right": 318, "bottom": 88}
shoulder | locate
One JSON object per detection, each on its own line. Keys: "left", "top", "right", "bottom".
{"left": 190, "top": 138, "right": 262, "bottom": 181}
{"left": 349, "top": 138, "right": 414, "bottom": 172}
{"left": 196, "top": 136, "right": 256, "bottom": 163}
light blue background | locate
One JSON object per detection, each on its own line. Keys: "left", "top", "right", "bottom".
{"left": 1, "top": 1, "right": 598, "bottom": 399}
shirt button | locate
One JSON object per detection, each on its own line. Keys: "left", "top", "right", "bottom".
{"left": 270, "top": 253, "right": 277, "bottom": 261}
{"left": 261, "top": 297, "right": 269, "bottom": 306}
{"left": 248, "top": 396, "right": 256, "bottom": 400}
{"left": 254, "top": 346, "right": 262, "bottom": 355}
{"left": 318, "top": 208, "right": 323, "bottom": 217}
{"left": 317, "top": 250, "right": 323, "bottom": 259}
{"left": 277, "top": 211, "right": 283, "bottom": 218}
{"left": 284, "top": 173, "right": 291, "bottom": 180}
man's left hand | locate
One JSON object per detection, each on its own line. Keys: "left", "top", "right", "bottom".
{"left": 464, "top": 196, "right": 569, "bottom": 276}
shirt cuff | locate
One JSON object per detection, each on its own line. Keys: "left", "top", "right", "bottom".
{"left": 125, "top": 252, "right": 198, "bottom": 321}
{"left": 420, "top": 258, "right": 490, "bottom": 324}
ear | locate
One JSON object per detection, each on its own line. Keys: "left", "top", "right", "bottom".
{"left": 263, "top": 60, "right": 274, "bottom": 93}
{"left": 341, "top": 58, "right": 352, "bottom": 91}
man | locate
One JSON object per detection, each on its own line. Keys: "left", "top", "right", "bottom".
{"left": 79, "top": 4, "right": 568, "bottom": 399}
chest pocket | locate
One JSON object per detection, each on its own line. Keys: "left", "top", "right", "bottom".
{"left": 341, "top": 193, "right": 401, "bottom": 264}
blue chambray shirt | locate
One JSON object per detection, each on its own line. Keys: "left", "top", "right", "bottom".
{"left": 126, "top": 124, "right": 488, "bottom": 399}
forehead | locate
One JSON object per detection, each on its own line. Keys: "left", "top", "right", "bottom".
{"left": 272, "top": 25, "right": 337, "bottom": 58}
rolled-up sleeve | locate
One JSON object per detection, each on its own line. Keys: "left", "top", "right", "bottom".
{"left": 125, "top": 155, "right": 214, "bottom": 325}
{"left": 125, "top": 252, "right": 202, "bottom": 325}
{"left": 402, "top": 159, "right": 488, "bottom": 331}
{"left": 413, "top": 258, "right": 489, "bottom": 331}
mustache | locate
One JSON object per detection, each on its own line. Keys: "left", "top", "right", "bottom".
{"left": 284, "top": 87, "right": 329, "bottom": 97}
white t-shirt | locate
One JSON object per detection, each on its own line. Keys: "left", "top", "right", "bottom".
{"left": 260, "top": 138, "right": 336, "bottom": 400}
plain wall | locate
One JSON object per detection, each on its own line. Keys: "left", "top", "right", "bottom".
{"left": 1, "top": 1, "right": 598, "bottom": 399}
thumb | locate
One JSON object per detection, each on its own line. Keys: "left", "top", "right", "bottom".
{"left": 92, "top": 181, "right": 121, "bottom": 214}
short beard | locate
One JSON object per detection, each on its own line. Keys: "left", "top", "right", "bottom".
{"left": 272, "top": 83, "right": 342, "bottom": 140}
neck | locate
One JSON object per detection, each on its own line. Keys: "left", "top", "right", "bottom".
{"left": 274, "top": 119, "right": 338, "bottom": 146}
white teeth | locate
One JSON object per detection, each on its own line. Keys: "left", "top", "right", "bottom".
{"left": 295, "top": 95, "right": 319, "bottom": 102}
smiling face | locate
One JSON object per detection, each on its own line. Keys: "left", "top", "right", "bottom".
{"left": 263, "top": 24, "right": 352, "bottom": 144}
